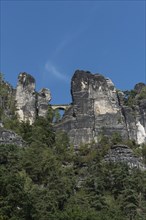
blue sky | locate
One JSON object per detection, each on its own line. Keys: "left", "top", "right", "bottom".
{"left": 1, "top": 0, "right": 146, "bottom": 104}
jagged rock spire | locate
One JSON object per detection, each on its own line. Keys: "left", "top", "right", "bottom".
{"left": 15, "top": 72, "right": 51, "bottom": 124}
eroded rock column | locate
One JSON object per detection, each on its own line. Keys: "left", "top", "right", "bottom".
{"left": 15, "top": 72, "right": 36, "bottom": 124}
{"left": 37, "top": 88, "right": 51, "bottom": 117}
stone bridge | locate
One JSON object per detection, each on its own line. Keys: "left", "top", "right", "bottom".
{"left": 51, "top": 104, "right": 71, "bottom": 111}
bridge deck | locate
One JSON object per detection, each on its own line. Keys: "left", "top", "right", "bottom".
{"left": 51, "top": 104, "right": 71, "bottom": 110}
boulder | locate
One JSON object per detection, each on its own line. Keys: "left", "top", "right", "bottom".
{"left": 0, "top": 127, "right": 25, "bottom": 147}
{"left": 104, "top": 144, "right": 145, "bottom": 170}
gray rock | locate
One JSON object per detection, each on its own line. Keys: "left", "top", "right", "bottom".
{"left": 104, "top": 144, "right": 145, "bottom": 170}
{"left": 37, "top": 88, "right": 51, "bottom": 118}
{"left": 4, "top": 70, "right": 146, "bottom": 147}
{"left": 55, "top": 70, "right": 146, "bottom": 146}
{"left": 55, "top": 70, "right": 128, "bottom": 146}
{"left": 15, "top": 72, "right": 51, "bottom": 124}
{"left": 0, "top": 127, "right": 25, "bottom": 147}
{"left": 15, "top": 72, "right": 36, "bottom": 124}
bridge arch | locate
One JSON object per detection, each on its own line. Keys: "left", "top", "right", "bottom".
{"left": 51, "top": 104, "right": 71, "bottom": 111}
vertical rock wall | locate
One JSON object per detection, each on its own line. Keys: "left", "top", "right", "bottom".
{"left": 14, "top": 71, "right": 146, "bottom": 145}
{"left": 37, "top": 88, "right": 51, "bottom": 118}
{"left": 15, "top": 73, "right": 36, "bottom": 124}
{"left": 55, "top": 70, "right": 146, "bottom": 146}
{"left": 55, "top": 70, "right": 128, "bottom": 146}
{"left": 15, "top": 72, "right": 51, "bottom": 124}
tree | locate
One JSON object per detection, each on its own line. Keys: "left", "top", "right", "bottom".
{"left": 53, "top": 109, "right": 61, "bottom": 123}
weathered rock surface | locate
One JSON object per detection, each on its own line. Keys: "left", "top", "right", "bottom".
{"left": 104, "top": 144, "right": 145, "bottom": 170}
{"left": 15, "top": 72, "right": 36, "bottom": 124}
{"left": 15, "top": 72, "right": 51, "bottom": 124}
{"left": 0, "top": 127, "right": 25, "bottom": 147}
{"left": 2, "top": 70, "right": 146, "bottom": 147}
{"left": 55, "top": 71, "right": 127, "bottom": 146}
{"left": 37, "top": 88, "right": 51, "bottom": 118}
{"left": 55, "top": 70, "right": 146, "bottom": 146}
{"left": 122, "top": 100, "right": 146, "bottom": 144}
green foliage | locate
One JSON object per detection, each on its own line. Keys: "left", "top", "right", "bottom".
{"left": 0, "top": 93, "right": 146, "bottom": 219}
{"left": 53, "top": 109, "right": 61, "bottom": 123}
{"left": 137, "top": 86, "right": 146, "bottom": 100}
{"left": 111, "top": 132, "right": 122, "bottom": 145}
{"left": 123, "top": 86, "right": 146, "bottom": 108}
{"left": 0, "top": 74, "right": 17, "bottom": 127}
{"left": 28, "top": 116, "right": 55, "bottom": 147}
{"left": 141, "top": 144, "right": 146, "bottom": 164}
{"left": 123, "top": 90, "right": 137, "bottom": 107}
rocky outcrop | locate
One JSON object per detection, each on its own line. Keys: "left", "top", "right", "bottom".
{"left": 121, "top": 100, "right": 146, "bottom": 145}
{"left": 37, "top": 88, "right": 51, "bottom": 118}
{"left": 55, "top": 70, "right": 128, "bottom": 146}
{"left": 104, "top": 144, "right": 145, "bottom": 170}
{"left": 15, "top": 73, "right": 36, "bottom": 124}
{"left": 0, "top": 127, "right": 25, "bottom": 147}
{"left": 55, "top": 70, "right": 146, "bottom": 146}
{"left": 15, "top": 72, "right": 51, "bottom": 124}
{"left": 2, "top": 70, "right": 146, "bottom": 146}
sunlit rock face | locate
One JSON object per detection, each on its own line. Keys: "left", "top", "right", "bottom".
{"left": 14, "top": 71, "right": 146, "bottom": 146}
{"left": 15, "top": 72, "right": 51, "bottom": 124}
{"left": 136, "top": 121, "right": 146, "bottom": 145}
{"left": 55, "top": 70, "right": 128, "bottom": 146}
{"left": 55, "top": 70, "right": 146, "bottom": 146}
{"left": 15, "top": 72, "right": 36, "bottom": 124}
{"left": 37, "top": 88, "right": 51, "bottom": 118}
{"left": 122, "top": 99, "right": 146, "bottom": 145}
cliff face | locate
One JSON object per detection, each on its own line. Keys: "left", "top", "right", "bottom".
{"left": 2, "top": 71, "right": 145, "bottom": 146}
{"left": 0, "top": 127, "right": 25, "bottom": 147}
{"left": 15, "top": 72, "right": 51, "bottom": 124}
{"left": 104, "top": 144, "right": 146, "bottom": 170}
{"left": 15, "top": 73, "right": 36, "bottom": 124}
{"left": 55, "top": 70, "right": 146, "bottom": 146}
{"left": 37, "top": 88, "right": 52, "bottom": 118}
{"left": 121, "top": 84, "right": 146, "bottom": 145}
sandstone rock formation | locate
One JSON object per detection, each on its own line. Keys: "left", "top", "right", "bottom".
{"left": 2, "top": 70, "right": 146, "bottom": 146}
{"left": 55, "top": 70, "right": 146, "bottom": 146}
{"left": 122, "top": 101, "right": 146, "bottom": 145}
{"left": 0, "top": 127, "right": 25, "bottom": 147}
{"left": 37, "top": 88, "right": 51, "bottom": 118}
{"left": 15, "top": 72, "right": 51, "bottom": 124}
{"left": 104, "top": 144, "right": 145, "bottom": 170}
{"left": 15, "top": 72, "right": 36, "bottom": 124}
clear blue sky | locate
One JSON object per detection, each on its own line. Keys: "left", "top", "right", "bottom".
{"left": 1, "top": 0, "right": 146, "bottom": 104}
